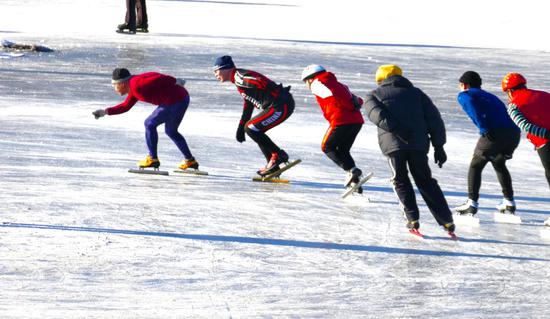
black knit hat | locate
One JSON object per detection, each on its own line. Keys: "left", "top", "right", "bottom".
{"left": 459, "top": 71, "right": 482, "bottom": 88}
{"left": 112, "top": 68, "right": 132, "bottom": 84}
{"left": 213, "top": 56, "right": 235, "bottom": 71}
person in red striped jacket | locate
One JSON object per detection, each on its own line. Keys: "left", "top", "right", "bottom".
{"left": 501, "top": 73, "right": 550, "bottom": 227}
{"left": 502, "top": 72, "right": 550, "bottom": 188}
{"left": 301, "top": 65, "right": 365, "bottom": 191}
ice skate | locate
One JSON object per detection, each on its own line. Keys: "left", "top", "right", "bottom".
{"left": 344, "top": 167, "right": 362, "bottom": 187}
{"left": 138, "top": 155, "right": 160, "bottom": 169}
{"left": 494, "top": 199, "right": 521, "bottom": 224}
{"left": 455, "top": 199, "right": 478, "bottom": 216}
{"left": 178, "top": 157, "right": 199, "bottom": 170}
{"left": 116, "top": 23, "right": 136, "bottom": 34}
{"left": 496, "top": 199, "right": 516, "bottom": 214}
{"left": 443, "top": 222, "right": 458, "bottom": 240}
{"left": 136, "top": 24, "right": 149, "bottom": 33}
{"left": 257, "top": 150, "right": 289, "bottom": 177}
{"left": 406, "top": 220, "right": 423, "bottom": 237}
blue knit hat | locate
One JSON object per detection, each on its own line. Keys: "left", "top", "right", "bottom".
{"left": 213, "top": 55, "right": 235, "bottom": 70}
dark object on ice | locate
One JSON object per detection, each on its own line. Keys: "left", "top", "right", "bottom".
{"left": 1, "top": 39, "right": 54, "bottom": 52}
{"left": 117, "top": 0, "right": 148, "bottom": 34}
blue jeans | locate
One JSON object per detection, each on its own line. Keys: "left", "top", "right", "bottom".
{"left": 144, "top": 96, "right": 193, "bottom": 159}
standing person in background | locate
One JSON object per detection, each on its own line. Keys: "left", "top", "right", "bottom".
{"left": 213, "top": 55, "right": 295, "bottom": 176}
{"left": 455, "top": 71, "right": 521, "bottom": 216}
{"left": 364, "top": 64, "right": 456, "bottom": 238}
{"left": 92, "top": 68, "right": 198, "bottom": 171}
{"left": 501, "top": 72, "right": 550, "bottom": 226}
{"left": 117, "top": 0, "right": 148, "bottom": 34}
{"left": 301, "top": 64, "right": 365, "bottom": 192}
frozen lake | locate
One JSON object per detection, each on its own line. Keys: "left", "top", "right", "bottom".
{"left": 1, "top": 0, "right": 550, "bottom": 318}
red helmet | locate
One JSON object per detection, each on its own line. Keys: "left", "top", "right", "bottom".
{"left": 501, "top": 73, "right": 526, "bottom": 91}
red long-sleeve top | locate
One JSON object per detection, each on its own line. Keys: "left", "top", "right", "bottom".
{"left": 310, "top": 71, "right": 364, "bottom": 127}
{"left": 106, "top": 72, "right": 188, "bottom": 115}
{"left": 509, "top": 88, "right": 550, "bottom": 148}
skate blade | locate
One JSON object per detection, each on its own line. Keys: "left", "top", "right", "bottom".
{"left": 493, "top": 212, "right": 521, "bottom": 224}
{"left": 173, "top": 169, "right": 209, "bottom": 176}
{"left": 252, "top": 177, "right": 289, "bottom": 183}
{"left": 128, "top": 168, "right": 169, "bottom": 176}
{"left": 409, "top": 229, "right": 424, "bottom": 238}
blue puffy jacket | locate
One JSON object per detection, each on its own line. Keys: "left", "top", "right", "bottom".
{"left": 457, "top": 88, "right": 519, "bottom": 135}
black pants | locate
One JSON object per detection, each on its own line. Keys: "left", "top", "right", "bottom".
{"left": 322, "top": 123, "right": 362, "bottom": 171}
{"left": 125, "top": 0, "right": 148, "bottom": 29}
{"left": 468, "top": 129, "right": 520, "bottom": 201}
{"left": 245, "top": 98, "right": 295, "bottom": 161}
{"left": 537, "top": 143, "right": 550, "bottom": 188}
{"left": 387, "top": 150, "right": 453, "bottom": 226}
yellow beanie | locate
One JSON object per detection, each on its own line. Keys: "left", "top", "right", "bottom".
{"left": 375, "top": 64, "right": 402, "bottom": 83}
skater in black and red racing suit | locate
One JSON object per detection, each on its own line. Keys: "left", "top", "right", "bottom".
{"left": 213, "top": 55, "right": 294, "bottom": 176}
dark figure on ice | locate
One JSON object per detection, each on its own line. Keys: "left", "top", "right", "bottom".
{"left": 117, "top": 0, "right": 148, "bottom": 34}
{"left": 301, "top": 64, "right": 365, "bottom": 192}
{"left": 364, "top": 64, "right": 455, "bottom": 237}
{"left": 455, "top": 71, "right": 521, "bottom": 216}
{"left": 92, "top": 68, "right": 199, "bottom": 171}
{"left": 213, "top": 55, "right": 295, "bottom": 176}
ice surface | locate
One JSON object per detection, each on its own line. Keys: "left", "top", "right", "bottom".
{"left": 1, "top": 1, "right": 550, "bottom": 318}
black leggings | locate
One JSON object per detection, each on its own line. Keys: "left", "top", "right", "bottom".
{"left": 322, "top": 123, "right": 362, "bottom": 171}
{"left": 468, "top": 154, "right": 513, "bottom": 201}
{"left": 537, "top": 144, "right": 550, "bottom": 188}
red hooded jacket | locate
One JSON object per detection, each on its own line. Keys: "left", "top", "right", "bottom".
{"left": 106, "top": 72, "right": 188, "bottom": 115}
{"left": 310, "top": 72, "right": 364, "bottom": 127}
{"left": 509, "top": 88, "right": 550, "bottom": 148}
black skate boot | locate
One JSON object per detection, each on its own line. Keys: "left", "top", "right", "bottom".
{"left": 257, "top": 150, "right": 289, "bottom": 176}
{"left": 344, "top": 167, "right": 362, "bottom": 187}
{"left": 117, "top": 23, "right": 136, "bottom": 34}
{"left": 455, "top": 199, "right": 478, "bottom": 216}
{"left": 496, "top": 199, "right": 516, "bottom": 214}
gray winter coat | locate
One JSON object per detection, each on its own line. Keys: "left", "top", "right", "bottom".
{"left": 364, "top": 75, "right": 446, "bottom": 155}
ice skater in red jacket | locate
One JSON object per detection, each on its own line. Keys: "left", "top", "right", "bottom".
{"left": 301, "top": 65, "right": 365, "bottom": 190}
{"left": 93, "top": 68, "right": 198, "bottom": 170}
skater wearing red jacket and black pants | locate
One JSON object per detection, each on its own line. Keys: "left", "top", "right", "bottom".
{"left": 93, "top": 68, "right": 198, "bottom": 171}
{"left": 213, "top": 56, "right": 294, "bottom": 176}
{"left": 301, "top": 65, "right": 365, "bottom": 191}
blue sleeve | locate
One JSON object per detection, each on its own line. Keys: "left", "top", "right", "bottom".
{"left": 458, "top": 92, "right": 488, "bottom": 134}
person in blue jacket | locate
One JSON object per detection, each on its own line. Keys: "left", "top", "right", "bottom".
{"left": 455, "top": 71, "right": 521, "bottom": 216}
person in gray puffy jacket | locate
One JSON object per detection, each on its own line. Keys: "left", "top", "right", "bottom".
{"left": 363, "top": 64, "right": 455, "bottom": 236}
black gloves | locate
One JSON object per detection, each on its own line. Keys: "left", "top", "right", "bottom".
{"left": 92, "top": 109, "right": 106, "bottom": 119}
{"left": 482, "top": 130, "right": 495, "bottom": 141}
{"left": 434, "top": 145, "right": 447, "bottom": 168}
{"left": 236, "top": 124, "right": 246, "bottom": 143}
{"left": 351, "top": 95, "right": 363, "bottom": 110}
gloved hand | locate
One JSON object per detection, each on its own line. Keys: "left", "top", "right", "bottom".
{"left": 175, "top": 78, "right": 186, "bottom": 87}
{"left": 236, "top": 124, "right": 246, "bottom": 143}
{"left": 482, "top": 130, "right": 495, "bottom": 141}
{"left": 92, "top": 109, "right": 106, "bottom": 119}
{"left": 351, "top": 94, "right": 363, "bottom": 110}
{"left": 434, "top": 145, "right": 447, "bottom": 168}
